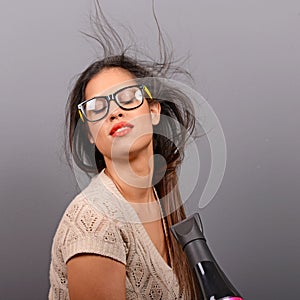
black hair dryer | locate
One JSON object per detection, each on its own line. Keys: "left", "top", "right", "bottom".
{"left": 171, "top": 213, "right": 243, "bottom": 300}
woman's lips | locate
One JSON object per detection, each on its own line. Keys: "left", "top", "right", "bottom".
{"left": 110, "top": 121, "right": 134, "bottom": 137}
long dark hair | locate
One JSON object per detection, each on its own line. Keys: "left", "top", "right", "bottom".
{"left": 65, "top": 1, "right": 202, "bottom": 299}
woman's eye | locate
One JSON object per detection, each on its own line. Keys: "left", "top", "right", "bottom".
{"left": 118, "top": 93, "right": 134, "bottom": 103}
{"left": 120, "top": 97, "right": 134, "bottom": 104}
{"left": 92, "top": 107, "right": 106, "bottom": 114}
{"left": 85, "top": 98, "right": 107, "bottom": 114}
{"left": 118, "top": 88, "right": 142, "bottom": 104}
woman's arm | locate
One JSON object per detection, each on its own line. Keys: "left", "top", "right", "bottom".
{"left": 67, "top": 254, "right": 126, "bottom": 300}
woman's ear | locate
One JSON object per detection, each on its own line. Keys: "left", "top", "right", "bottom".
{"left": 150, "top": 101, "right": 161, "bottom": 125}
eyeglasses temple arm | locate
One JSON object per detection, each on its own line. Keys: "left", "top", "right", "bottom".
{"left": 78, "top": 110, "right": 85, "bottom": 122}
{"left": 143, "top": 86, "right": 153, "bottom": 100}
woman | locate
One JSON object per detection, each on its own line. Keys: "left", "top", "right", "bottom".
{"left": 49, "top": 3, "right": 201, "bottom": 300}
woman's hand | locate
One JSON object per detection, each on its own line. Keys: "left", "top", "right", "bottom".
{"left": 67, "top": 254, "right": 126, "bottom": 300}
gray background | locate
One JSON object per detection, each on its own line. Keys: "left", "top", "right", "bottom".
{"left": 0, "top": 0, "right": 299, "bottom": 299}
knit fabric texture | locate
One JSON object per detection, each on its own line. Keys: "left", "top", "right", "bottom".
{"left": 48, "top": 170, "right": 183, "bottom": 299}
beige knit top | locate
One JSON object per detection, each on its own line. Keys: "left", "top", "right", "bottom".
{"left": 48, "top": 170, "right": 183, "bottom": 299}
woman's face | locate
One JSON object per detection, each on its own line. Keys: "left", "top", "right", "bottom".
{"left": 84, "top": 67, "right": 161, "bottom": 163}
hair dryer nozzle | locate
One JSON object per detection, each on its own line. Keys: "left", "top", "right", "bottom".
{"left": 171, "top": 213, "right": 205, "bottom": 249}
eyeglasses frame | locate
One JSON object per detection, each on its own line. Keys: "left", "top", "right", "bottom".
{"left": 77, "top": 84, "right": 153, "bottom": 122}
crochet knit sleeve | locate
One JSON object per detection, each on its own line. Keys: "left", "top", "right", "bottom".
{"left": 56, "top": 195, "right": 128, "bottom": 265}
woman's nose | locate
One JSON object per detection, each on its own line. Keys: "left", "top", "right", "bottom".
{"left": 109, "top": 111, "right": 124, "bottom": 121}
{"left": 108, "top": 102, "right": 124, "bottom": 121}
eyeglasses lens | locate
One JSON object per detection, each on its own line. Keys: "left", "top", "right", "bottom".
{"left": 116, "top": 86, "right": 144, "bottom": 108}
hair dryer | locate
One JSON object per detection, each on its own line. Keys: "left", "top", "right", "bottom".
{"left": 171, "top": 213, "right": 243, "bottom": 300}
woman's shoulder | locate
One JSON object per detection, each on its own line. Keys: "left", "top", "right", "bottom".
{"left": 63, "top": 172, "right": 120, "bottom": 221}
{"left": 56, "top": 171, "right": 137, "bottom": 235}
{"left": 61, "top": 190, "right": 99, "bottom": 228}
{"left": 53, "top": 191, "right": 109, "bottom": 246}
{"left": 51, "top": 173, "right": 132, "bottom": 262}
{"left": 60, "top": 173, "right": 120, "bottom": 228}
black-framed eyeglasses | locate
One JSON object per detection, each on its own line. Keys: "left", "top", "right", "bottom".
{"left": 78, "top": 84, "right": 152, "bottom": 122}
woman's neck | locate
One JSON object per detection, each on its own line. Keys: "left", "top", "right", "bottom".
{"left": 104, "top": 146, "right": 156, "bottom": 204}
